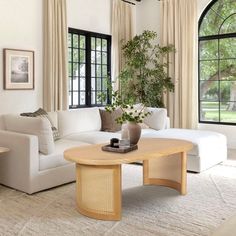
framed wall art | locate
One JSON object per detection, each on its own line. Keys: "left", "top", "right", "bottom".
{"left": 3, "top": 48, "right": 34, "bottom": 90}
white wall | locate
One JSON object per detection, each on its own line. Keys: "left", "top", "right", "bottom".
{"left": 198, "top": 0, "right": 212, "bottom": 15}
{"left": 0, "top": 0, "right": 111, "bottom": 115}
{"left": 0, "top": 0, "right": 42, "bottom": 114}
{"left": 136, "top": 0, "right": 160, "bottom": 36}
{"left": 135, "top": 0, "right": 213, "bottom": 39}
{"left": 67, "top": 0, "right": 111, "bottom": 35}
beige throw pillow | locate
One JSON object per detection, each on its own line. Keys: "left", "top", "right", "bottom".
{"left": 99, "top": 109, "right": 122, "bottom": 132}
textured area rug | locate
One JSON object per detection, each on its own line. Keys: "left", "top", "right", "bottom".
{"left": 0, "top": 164, "right": 236, "bottom": 236}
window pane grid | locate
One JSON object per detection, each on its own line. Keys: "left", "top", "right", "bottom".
{"left": 69, "top": 29, "right": 111, "bottom": 108}
{"left": 199, "top": 0, "right": 236, "bottom": 124}
{"left": 200, "top": 58, "right": 236, "bottom": 62}
{"left": 70, "top": 32, "right": 87, "bottom": 107}
{"left": 90, "top": 36, "right": 109, "bottom": 105}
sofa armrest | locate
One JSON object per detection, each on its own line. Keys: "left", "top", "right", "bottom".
{"left": 0, "top": 130, "right": 39, "bottom": 193}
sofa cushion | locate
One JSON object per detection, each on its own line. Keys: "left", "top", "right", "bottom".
{"left": 4, "top": 114, "right": 54, "bottom": 155}
{"left": 99, "top": 109, "right": 122, "bottom": 132}
{"left": 20, "top": 108, "right": 60, "bottom": 141}
{"left": 39, "top": 139, "right": 89, "bottom": 171}
{"left": 141, "top": 128, "right": 227, "bottom": 157}
{"left": 58, "top": 108, "right": 101, "bottom": 137}
{"left": 64, "top": 131, "right": 121, "bottom": 144}
{"left": 143, "top": 108, "right": 167, "bottom": 130}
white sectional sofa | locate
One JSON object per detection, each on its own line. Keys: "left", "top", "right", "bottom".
{"left": 0, "top": 107, "right": 227, "bottom": 194}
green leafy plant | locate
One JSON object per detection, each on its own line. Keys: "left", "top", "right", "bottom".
{"left": 106, "top": 91, "right": 150, "bottom": 124}
{"left": 118, "top": 30, "right": 175, "bottom": 107}
{"left": 99, "top": 30, "right": 175, "bottom": 124}
{"left": 99, "top": 79, "right": 150, "bottom": 124}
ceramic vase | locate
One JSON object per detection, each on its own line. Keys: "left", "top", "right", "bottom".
{"left": 125, "top": 122, "right": 141, "bottom": 145}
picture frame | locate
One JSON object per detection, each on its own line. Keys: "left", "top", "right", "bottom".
{"left": 3, "top": 48, "right": 34, "bottom": 90}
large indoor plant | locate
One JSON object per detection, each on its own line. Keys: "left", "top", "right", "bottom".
{"left": 101, "top": 30, "right": 175, "bottom": 144}
{"left": 118, "top": 30, "right": 175, "bottom": 107}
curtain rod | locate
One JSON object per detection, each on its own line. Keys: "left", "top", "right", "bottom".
{"left": 122, "top": 0, "right": 160, "bottom": 5}
{"left": 122, "top": 0, "right": 135, "bottom": 5}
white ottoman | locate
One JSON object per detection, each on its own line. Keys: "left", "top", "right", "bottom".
{"left": 142, "top": 128, "right": 227, "bottom": 172}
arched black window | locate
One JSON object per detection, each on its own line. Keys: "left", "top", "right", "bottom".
{"left": 199, "top": 0, "right": 236, "bottom": 124}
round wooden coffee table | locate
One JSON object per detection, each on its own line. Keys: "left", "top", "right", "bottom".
{"left": 64, "top": 138, "right": 193, "bottom": 221}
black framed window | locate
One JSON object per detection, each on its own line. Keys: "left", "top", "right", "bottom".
{"left": 199, "top": 0, "right": 236, "bottom": 125}
{"left": 68, "top": 28, "right": 111, "bottom": 108}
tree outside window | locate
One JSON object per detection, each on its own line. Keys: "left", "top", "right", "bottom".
{"left": 199, "top": 0, "right": 236, "bottom": 124}
{"left": 68, "top": 28, "right": 111, "bottom": 108}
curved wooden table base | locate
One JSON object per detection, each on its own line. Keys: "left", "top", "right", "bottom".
{"left": 143, "top": 152, "right": 187, "bottom": 195}
{"left": 76, "top": 164, "right": 121, "bottom": 221}
{"left": 64, "top": 138, "right": 193, "bottom": 221}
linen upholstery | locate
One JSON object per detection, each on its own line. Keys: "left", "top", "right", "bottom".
{"left": 142, "top": 129, "right": 227, "bottom": 172}
{"left": 99, "top": 109, "right": 122, "bottom": 132}
{"left": 39, "top": 139, "right": 89, "bottom": 171}
{"left": 47, "top": 111, "right": 58, "bottom": 129}
{"left": 0, "top": 107, "right": 227, "bottom": 194}
{"left": 64, "top": 131, "right": 121, "bottom": 145}
{"left": 58, "top": 108, "right": 101, "bottom": 137}
{"left": 20, "top": 108, "right": 60, "bottom": 141}
{"left": 0, "top": 130, "right": 39, "bottom": 194}
{"left": 144, "top": 108, "right": 167, "bottom": 130}
{"left": 4, "top": 115, "right": 54, "bottom": 155}
{"left": 0, "top": 129, "right": 76, "bottom": 194}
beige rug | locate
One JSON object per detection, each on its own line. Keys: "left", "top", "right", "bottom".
{"left": 0, "top": 164, "right": 236, "bottom": 236}
{"left": 225, "top": 149, "right": 236, "bottom": 166}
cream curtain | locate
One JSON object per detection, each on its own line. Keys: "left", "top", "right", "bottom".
{"left": 43, "top": 0, "right": 68, "bottom": 111}
{"left": 160, "top": 0, "right": 198, "bottom": 129}
{"left": 112, "top": 0, "right": 135, "bottom": 89}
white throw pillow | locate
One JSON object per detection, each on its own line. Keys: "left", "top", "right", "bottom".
{"left": 58, "top": 107, "right": 102, "bottom": 137}
{"left": 144, "top": 108, "right": 167, "bottom": 130}
{"left": 47, "top": 111, "right": 58, "bottom": 129}
{"left": 4, "top": 115, "right": 54, "bottom": 155}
